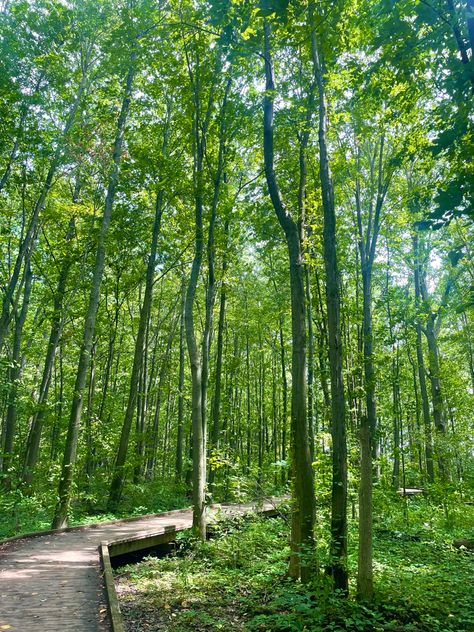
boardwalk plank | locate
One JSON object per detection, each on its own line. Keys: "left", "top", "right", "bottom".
{"left": 0, "top": 499, "right": 281, "bottom": 631}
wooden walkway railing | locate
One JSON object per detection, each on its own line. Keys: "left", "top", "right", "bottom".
{"left": 0, "top": 498, "right": 283, "bottom": 631}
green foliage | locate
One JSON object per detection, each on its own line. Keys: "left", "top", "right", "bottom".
{"left": 117, "top": 511, "right": 474, "bottom": 631}
{"left": 0, "top": 490, "right": 52, "bottom": 538}
{"left": 0, "top": 1, "right": 473, "bottom": 623}
{"left": 0, "top": 480, "right": 189, "bottom": 539}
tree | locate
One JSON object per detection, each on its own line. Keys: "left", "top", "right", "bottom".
{"left": 52, "top": 41, "right": 137, "bottom": 528}
{"left": 309, "top": 5, "right": 348, "bottom": 592}
{"left": 263, "top": 19, "right": 315, "bottom": 582}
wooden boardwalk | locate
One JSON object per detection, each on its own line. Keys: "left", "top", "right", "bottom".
{"left": 0, "top": 499, "right": 281, "bottom": 631}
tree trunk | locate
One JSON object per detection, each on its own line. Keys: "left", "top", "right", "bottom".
{"left": 2, "top": 263, "right": 33, "bottom": 490}
{"left": 305, "top": 264, "right": 315, "bottom": 462}
{"left": 107, "top": 99, "right": 170, "bottom": 506}
{"left": 53, "top": 55, "right": 135, "bottom": 528}
{"left": 357, "top": 269, "right": 375, "bottom": 599}
{"left": 185, "top": 200, "right": 205, "bottom": 537}
{"left": 412, "top": 238, "right": 435, "bottom": 483}
{"left": 263, "top": 22, "right": 315, "bottom": 582}
{"left": 279, "top": 316, "right": 288, "bottom": 481}
{"left": 391, "top": 352, "right": 401, "bottom": 490}
{"left": 108, "top": 189, "right": 164, "bottom": 506}
{"left": 415, "top": 323, "right": 435, "bottom": 482}
{"left": 209, "top": 223, "right": 228, "bottom": 489}
{"left": 0, "top": 62, "right": 90, "bottom": 351}
{"left": 201, "top": 77, "right": 229, "bottom": 490}
{"left": 310, "top": 13, "right": 347, "bottom": 592}
{"left": 22, "top": 217, "right": 75, "bottom": 488}
{"left": 175, "top": 279, "right": 186, "bottom": 481}
{"left": 146, "top": 309, "right": 179, "bottom": 476}
{"left": 84, "top": 343, "right": 97, "bottom": 491}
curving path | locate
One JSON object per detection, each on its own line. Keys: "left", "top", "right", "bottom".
{"left": 0, "top": 499, "right": 281, "bottom": 631}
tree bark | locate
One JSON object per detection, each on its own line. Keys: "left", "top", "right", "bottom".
{"left": 305, "top": 264, "right": 315, "bottom": 462}
{"left": 264, "top": 21, "right": 315, "bottom": 582}
{"left": 309, "top": 12, "right": 347, "bottom": 592}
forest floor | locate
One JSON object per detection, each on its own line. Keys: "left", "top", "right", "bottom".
{"left": 115, "top": 496, "right": 474, "bottom": 632}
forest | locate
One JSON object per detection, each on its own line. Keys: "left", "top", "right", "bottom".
{"left": 0, "top": 0, "right": 473, "bottom": 630}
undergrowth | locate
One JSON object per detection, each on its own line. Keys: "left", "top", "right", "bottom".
{"left": 115, "top": 499, "right": 474, "bottom": 632}
{"left": 0, "top": 480, "right": 190, "bottom": 538}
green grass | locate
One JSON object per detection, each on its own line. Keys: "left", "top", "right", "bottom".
{"left": 115, "top": 502, "right": 474, "bottom": 632}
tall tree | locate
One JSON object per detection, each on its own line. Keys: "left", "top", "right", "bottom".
{"left": 52, "top": 47, "right": 136, "bottom": 528}
{"left": 309, "top": 7, "right": 348, "bottom": 592}
{"left": 354, "top": 136, "right": 390, "bottom": 599}
{"left": 107, "top": 104, "right": 170, "bottom": 510}
{"left": 263, "top": 20, "right": 315, "bottom": 582}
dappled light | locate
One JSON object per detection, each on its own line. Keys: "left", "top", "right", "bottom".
{"left": 0, "top": 0, "right": 473, "bottom": 630}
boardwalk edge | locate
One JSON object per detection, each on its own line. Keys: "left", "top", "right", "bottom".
{"left": 98, "top": 497, "right": 286, "bottom": 632}
{"left": 99, "top": 542, "right": 125, "bottom": 632}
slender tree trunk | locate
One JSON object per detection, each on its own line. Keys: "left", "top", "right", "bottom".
{"left": 2, "top": 263, "right": 33, "bottom": 490}
{"left": 391, "top": 347, "right": 401, "bottom": 490}
{"left": 246, "top": 330, "right": 252, "bottom": 473}
{"left": 209, "top": 223, "right": 228, "bottom": 489}
{"left": 279, "top": 316, "right": 288, "bottom": 482}
{"left": 305, "top": 264, "right": 315, "bottom": 462}
{"left": 185, "top": 196, "right": 205, "bottom": 537}
{"left": 108, "top": 190, "right": 164, "bottom": 506}
{"left": 358, "top": 268, "right": 375, "bottom": 598}
{"left": 175, "top": 279, "right": 186, "bottom": 481}
{"left": 133, "top": 320, "right": 148, "bottom": 484}
{"left": 415, "top": 323, "right": 435, "bottom": 482}
{"left": 413, "top": 237, "right": 435, "bottom": 483}
{"left": 22, "top": 217, "right": 75, "bottom": 488}
{"left": 424, "top": 318, "right": 448, "bottom": 477}
{"left": 107, "top": 101, "right": 170, "bottom": 507}
{"left": 98, "top": 272, "right": 122, "bottom": 423}
{"left": 264, "top": 22, "right": 315, "bottom": 582}
{"left": 314, "top": 270, "right": 331, "bottom": 420}
{"left": 184, "top": 80, "right": 207, "bottom": 534}
{"left": 181, "top": 35, "right": 225, "bottom": 538}
{"left": 355, "top": 134, "right": 388, "bottom": 600}
{"left": 53, "top": 55, "right": 135, "bottom": 528}
{"left": 50, "top": 344, "right": 64, "bottom": 462}
{"left": 0, "top": 62, "right": 90, "bottom": 351}
{"left": 409, "top": 349, "right": 424, "bottom": 483}
{"left": 310, "top": 13, "right": 347, "bottom": 592}
{"left": 201, "top": 81, "right": 229, "bottom": 456}
{"left": 146, "top": 309, "right": 178, "bottom": 476}
{"left": 84, "top": 343, "right": 97, "bottom": 491}
{"left": 424, "top": 319, "right": 446, "bottom": 434}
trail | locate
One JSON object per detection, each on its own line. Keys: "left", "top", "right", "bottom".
{"left": 0, "top": 498, "right": 281, "bottom": 631}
